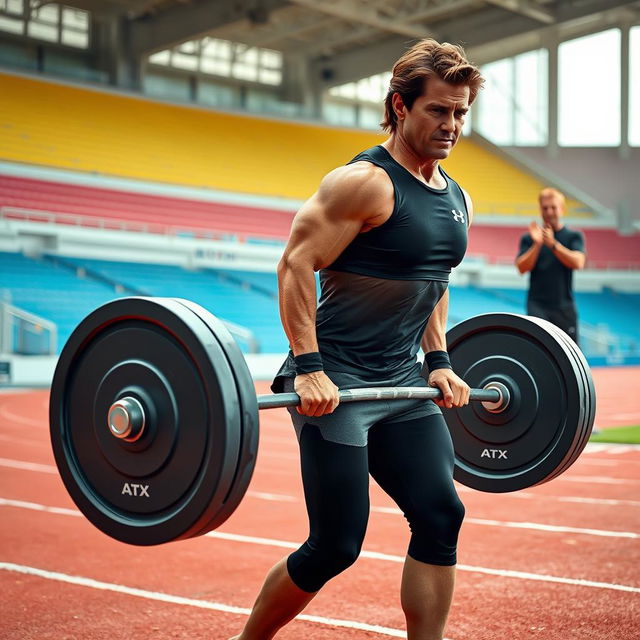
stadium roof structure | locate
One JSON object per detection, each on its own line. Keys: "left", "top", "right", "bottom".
{"left": 49, "top": 0, "right": 640, "bottom": 89}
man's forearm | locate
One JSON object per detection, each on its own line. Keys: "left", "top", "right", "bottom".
{"left": 552, "top": 244, "right": 586, "bottom": 270}
{"left": 277, "top": 257, "right": 319, "bottom": 356}
{"left": 516, "top": 243, "right": 542, "bottom": 274}
{"left": 421, "top": 288, "right": 449, "bottom": 353}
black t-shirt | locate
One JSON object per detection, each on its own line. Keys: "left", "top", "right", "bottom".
{"left": 518, "top": 226, "right": 585, "bottom": 307}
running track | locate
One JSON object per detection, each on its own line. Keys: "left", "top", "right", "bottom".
{"left": 1, "top": 367, "right": 639, "bottom": 639}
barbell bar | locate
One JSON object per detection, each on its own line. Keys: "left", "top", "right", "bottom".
{"left": 255, "top": 383, "right": 507, "bottom": 411}
{"left": 49, "top": 297, "right": 595, "bottom": 546}
{"left": 108, "top": 385, "right": 508, "bottom": 442}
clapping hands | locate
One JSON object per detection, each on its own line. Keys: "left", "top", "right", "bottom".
{"left": 529, "top": 221, "right": 555, "bottom": 248}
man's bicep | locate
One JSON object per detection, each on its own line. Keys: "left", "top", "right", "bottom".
{"left": 291, "top": 165, "right": 393, "bottom": 269}
{"left": 518, "top": 235, "right": 532, "bottom": 256}
{"left": 570, "top": 232, "right": 586, "bottom": 253}
{"left": 284, "top": 193, "right": 364, "bottom": 271}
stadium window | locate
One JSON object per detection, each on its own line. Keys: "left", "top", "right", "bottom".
{"left": 323, "top": 101, "right": 358, "bottom": 128}
{"left": 0, "top": 1, "right": 88, "bottom": 47}
{"left": 0, "top": 14, "right": 22, "bottom": 34}
{"left": 143, "top": 73, "right": 191, "bottom": 102}
{"left": 200, "top": 57, "right": 231, "bottom": 76}
{"left": 197, "top": 81, "right": 241, "bottom": 109}
{"left": 27, "top": 20, "right": 57, "bottom": 42}
{"left": 1, "top": 0, "right": 24, "bottom": 14}
{"left": 258, "top": 68, "right": 281, "bottom": 86}
{"left": 236, "top": 46, "right": 258, "bottom": 65}
{"left": 630, "top": 26, "right": 640, "bottom": 147}
{"left": 149, "top": 50, "right": 171, "bottom": 65}
{"left": 202, "top": 38, "right": 231, "bottom": 60}
{"left": 476, "top": 58, "right": 513, "bottom": 145}
{"left": 325, "top": 71, "right": 391, "bottom": 130}
{"left": 178, "top": 41, "right": 198, "bottom": 54}
{"left": 171, "top": 52, "right": 199, "bottom": 71}
{"left": 514, "top": 49, "right": 547, "bottom": 145}
{"left": 328, "top": 71, "right": 390, "bottom": 104}
{"left": 358, "top": 104, "right": 384, "bottom": 130}
{"left": 475, "top": 50, "right": 547, "bottom": 146}
{"left": 329, "top": 82, "right": 357, "bottom": 100}
{"left": 0, "top": 0, "right": 23, "bottom": 32}
{"left": 148, "top": 37, "right": 282, "bottom": 88}
{"left": 558, "top": 29, "right": 621, "bottom": 146}
{"left": 232, "top": 61, "right": 258, "bottom": 82}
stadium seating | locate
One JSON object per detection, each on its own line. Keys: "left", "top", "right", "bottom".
{"left": 3, "top": 251, "right": 638, "bottom": 361}
{"left": 52, "top": 257, "right": 287, "bottom": 353}
{"left": 0, "top": 251, "right": 128, "bottom": 350}
{"left": 466, "top": 225, "right": 640, "bottom": 270}
{"left": 2, "top": 173, "right": 637, "bottom": 267}
{"left": 0, "top": 174, "right": 293, "bottom": 241}
{"left": 0, "top": 71, "right": 587, "bottom": 217}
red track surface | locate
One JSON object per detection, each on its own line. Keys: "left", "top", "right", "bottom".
{"left": 1, "top": 369, "right": 639, "bottom": 639}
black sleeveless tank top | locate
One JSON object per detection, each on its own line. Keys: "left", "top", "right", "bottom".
{"left": 329, "top": 145, "right": 469, "bottom": 280}
{"left": 273, "top": 145, "right": 470, "bottom": 385}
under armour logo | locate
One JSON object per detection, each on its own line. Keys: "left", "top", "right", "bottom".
{"left": 451, "top": 209, "right": 465, "bottom": 223}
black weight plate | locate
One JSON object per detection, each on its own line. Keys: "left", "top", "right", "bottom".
{"left": 530, "top": 319, "right": 592, "bottom": 482}
{"left": 445, "top": 312, "right": 586, "bottom": 493}
{"left": 172, "top": 299, "right": 259, "bottom": 537}
{"left": 523, "top": 317, "right": 590, "bottom": 482}
{"left": 533, "top": 321, "right": 589, "bottom": 480}
{"left": 534, "top": 319, "right": 595, "bottom": 481}
{"left": 50, "top": 297, "right": 242, "bottom": 546}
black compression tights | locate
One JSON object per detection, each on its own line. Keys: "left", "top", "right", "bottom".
{"left": 286, "top": 414, "right": 466, "bottom": 593}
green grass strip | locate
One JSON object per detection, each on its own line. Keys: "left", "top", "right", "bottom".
{"left": 590, "top": 425, "right": 640, "bottom": 444}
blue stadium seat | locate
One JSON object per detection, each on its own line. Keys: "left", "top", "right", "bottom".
{"left": 3, "top": 252, "right": 638, "bottom": 360}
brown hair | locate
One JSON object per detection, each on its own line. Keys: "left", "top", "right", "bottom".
{"left": 381, "top": 39, "right": 484, "bottom": 132}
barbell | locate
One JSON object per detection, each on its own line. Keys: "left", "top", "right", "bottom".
{"left": 49, "top": 297, "right": 595, "bottom": 546}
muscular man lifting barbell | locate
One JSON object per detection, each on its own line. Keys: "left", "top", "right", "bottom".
{"left": 48, "top": 38, "right": 594, "bottom": 640}
{"left": 230, "top": 39, "right": 485, "bottom": 640}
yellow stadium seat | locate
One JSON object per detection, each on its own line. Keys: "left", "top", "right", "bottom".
{"left": 0, "top": 72, "right": 588, "bottom": 217}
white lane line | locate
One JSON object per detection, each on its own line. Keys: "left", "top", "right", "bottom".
{"left": 246, "top": 491, "right": 297, "bottom": 502}
{"left": 6, "top": 492, "right": 639, "bottom": 538}
{"left": 1, "top": 499, "right": 638, "bottom": 594}
{"left": 0, "top": 434, "right": 43, "bottom": 447}
{"left": 608, "top": 413, "right": 640, "bottom": 420}
{"left": 0, "top": 405, "right": 45, "bottom": 428}
{"left": 557, "top": 476, "right": 634, "bottom": 485}
{"left": 0, "top": 563, "right": 411, "bottom": 638}
{"left": 584, "top": 444, "right": 639, "bottom": 455}
{"left": 3, "top": 456, "right": 640, "bottom": 526}
{"left": 14, "top": 499, "right": 635, "bottom": 542}
{"left": 556, "top": 496, "right": 640, "bottom": 507}
{"left": 204, "top": 531, "right": 640, "bottom": 593}
{"left": 3, "top": 451, "right": 640, "bottom": 511}
{"left": 464, "top": 518, "right": 638, "bottom": 539}
{"left": 575, "top": 459, "right": 620, "bottom": 467}
{"left": 0, "top": 458, "right": 58, "bottom": 474}
{"left": 0, "top": 498, "right": 81, "bottom": 516}
{"left": 369, "top": 506, "right": 639, "bottom": 538}
{"left": 499, "top": 490, "right": 640, "bottom": 508}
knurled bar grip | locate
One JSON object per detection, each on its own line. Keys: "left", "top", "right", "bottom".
{"left": 257, "top": 386, "right": 502, "bottom": 410}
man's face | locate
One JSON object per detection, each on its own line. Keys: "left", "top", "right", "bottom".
{"left": 539, "top": 194, "right": 564, "bottom": 229}
{"left": 396, "top": 76, "right": 470, "bottom": 160}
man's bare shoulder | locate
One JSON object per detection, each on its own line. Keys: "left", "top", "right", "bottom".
{"left": 316, "top": 161, "right": 393, "bottom": 221}
{"left": 319, "top": 161, "right": 391, "bottom": 200}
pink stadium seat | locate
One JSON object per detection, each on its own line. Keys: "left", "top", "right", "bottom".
{"left": 467, "top": 224, "right": 640, "bottom": 270}
{"left": 1, "top": 174, "right": 638, "bottom": 267}
{"left": 0, "top": 175, "right": 295, "bottom": 240}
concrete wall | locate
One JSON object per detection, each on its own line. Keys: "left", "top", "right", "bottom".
{"left": 507, "top": 146, "right": 640, "bottom": 230}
